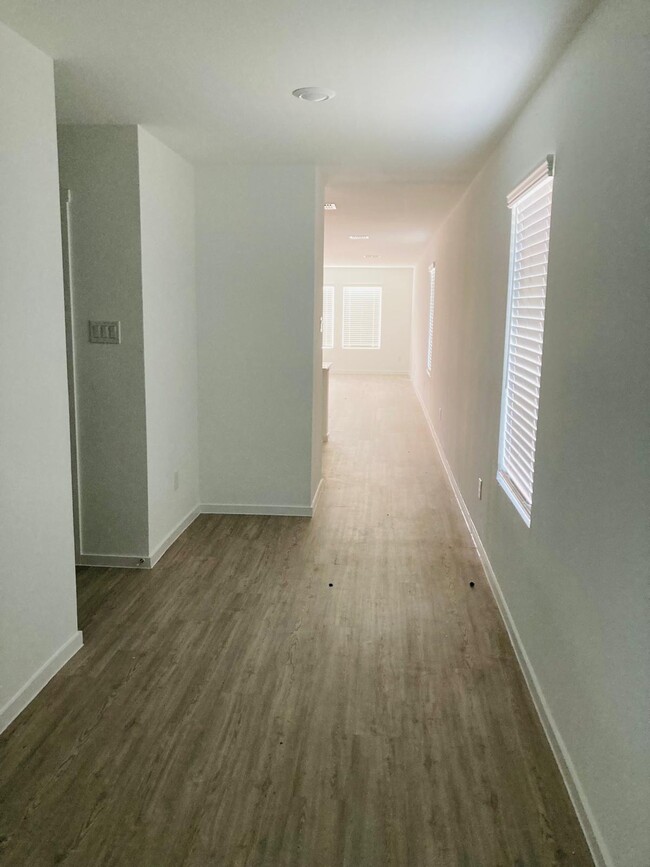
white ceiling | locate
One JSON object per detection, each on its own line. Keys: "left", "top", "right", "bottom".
{"left": 0, "top": 0, "right": 598, "bottom": 265}
{"left": 323, "top": 182, "right": 463, "bottom": 267}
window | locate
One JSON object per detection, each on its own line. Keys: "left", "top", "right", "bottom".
{"left": 498, "top": 156, "right": 554, "bottom": 526}
{"left": 322, "top": 285, "right": 334, "bottom": 349}
{"left": 426, "top": 264, "right": 436, "bottom": 375}
{"left": 342, "top": 286, "right": 382, "bottom": 348}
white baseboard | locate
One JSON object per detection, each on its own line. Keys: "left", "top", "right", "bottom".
{"left": 148, "top": 506, "right": 201, "bottom": 568}
{"left": 0, "top": 630, "right": 83, "bottom": 735}
{"left": 77, "top": 553, "right": 150, "bottom": 569}
{"left": 78, "top": 501, "right": 312, "bottom": 572}
{"left": 201, "top": 502, "right": 313, "bottom": 517}
{"left": 311, "top": 478, "right": 324, "bottom": 515}
{"left": 413, "top": 383, "right": 610, "bottom": 867}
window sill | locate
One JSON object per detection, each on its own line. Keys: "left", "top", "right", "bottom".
{"left": 497, "top": 470, "right": 532, "bottom": 527}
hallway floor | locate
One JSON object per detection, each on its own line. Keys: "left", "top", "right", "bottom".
{"left": 0, "top": 376, "right": 592, "bottom": 866}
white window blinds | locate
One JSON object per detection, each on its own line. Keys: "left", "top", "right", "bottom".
{"left": 322, "top": 285, "right": 334, "bottom": 349}
{"left": 342, "top": 286, "right": 382, "bottom": 348}
{"left": 498, "top": 156, "right": 554, "bottom": 526}
{"left": 427, "top": 264, "right": 436, "bottom": 374}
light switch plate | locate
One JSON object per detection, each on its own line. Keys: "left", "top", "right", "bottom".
{"left": 89, "top": 320, "right": 121, "bottom": 344}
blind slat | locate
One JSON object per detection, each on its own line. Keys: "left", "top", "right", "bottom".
{"left": 511, "top": 324, "right": 544, "bottom": 339}
{"left": 516, "top": 225, "right": 550, "bottom": 247}
{"left": 509, "top": 352, "right": 542, "bottom": 380}
{"left": 517, "top": 211, "right": 551, "bottom": 235}
{"left": 322, "top": 285, "right": 334, "bottom": 349}
{"left": 506, "top": 385, "right": 540, "bottom": 420}
{"left": 507, "top": 379, "right": 540, "bottom": 406}
{"left": 505, "top": 397, "right": 539, "bottom": 437}
{"left": 507, "top": 411, "right": 538, "bottom": 452}
{"left": 508, "top": 370, "right": 541, "bottom": 400}
{"left": 516, "top": 192, "right": 552, "bottom": 221}
{"left": 503, "top": 437, "right": 536, "bottom": 483}
{"left": 427, "top": 265, "right": 436, "bottom": 373}
{"left": 513, "top": 263, "right": 549, "bottom": 279}
{"left": 516, "top": 203, "right": 551, "bottom": 227}
{"left": 514, "top": 245, "right": 550, "bottom": 265}
{"left": 511, "top": 334, "right": 544, "bottom": 354}
{"left": 502, "top": 457, "right": 533, "bottom": 504}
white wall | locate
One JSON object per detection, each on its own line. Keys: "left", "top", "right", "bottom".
{"left": 311, "top": 172, "right": 325, "bottom": 501}
{"left": 0, "top": 22, "right": 81, "bottom": 730}
{"left": 58, "top": 125, "right": 149, "bottom": 558}
{"left": 323, "top": 267, "right": 412, "bottom": 373}
{"left": 196, "top": 165, "right": 323, "bottom": 514}
{"left": 138, "top": 128, "right": 199, "bottom": 554}
{"left": 58, "top": 125, "right": 200, "bottom": 562}
{"left": 411, "top": 2, "right": 650, "bottom": 864}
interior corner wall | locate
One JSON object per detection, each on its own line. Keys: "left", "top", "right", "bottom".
{"left": 0, "top": 22, "right": 81, "bottom": 728}
{"left": 323, "top": 267, "right": 413, "bottom": 374}
{"left": 137, "top": 128, "right": 200, "bottom": 554}
{"left": 311, "top": 170, "right": 325, "bottom": 503}
{"left": 410, "top": 1, "right": 650, "bottom": 864}
{"left": 57, "top": 125, "right": 149, "bottom": 558}
{"left": 196, "top": 164, "right": 320, "bottom": 513}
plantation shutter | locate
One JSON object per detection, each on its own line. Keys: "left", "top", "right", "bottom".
{"left": 342, "top": 286, "right": 382, "bottom": 348}
{"left": 498, "top": 156, "right": 554, "bottom": 525}
{"left": 427, "top": 264, "right": 436, "bottom": 374}
{"left": 322, "top": 285, "right": 334, "bottom": 349}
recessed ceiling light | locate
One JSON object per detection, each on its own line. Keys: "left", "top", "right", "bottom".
{"left": 349, "top": 235, "right": 369, "bottom": 240}
{"left": 292, "top": 87, "right": 335, "bottom": 102}
{"left": 364, "top": 254, "right": 380, "bottom": 259}
{"left": 324, "top": 203, "right": 337, "bottom": 210}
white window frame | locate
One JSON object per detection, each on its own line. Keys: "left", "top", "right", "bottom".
{"left": 322, "top": 285, "right": 335, "bottom": 349}
{"left": 497, "top": 155, "right": 555, "bottom": 527}
{"left": 426, "top": 263, "right": 436, "bottom": 375}
{"left": 342, "top": 286, "right": 382, "bottom": 349}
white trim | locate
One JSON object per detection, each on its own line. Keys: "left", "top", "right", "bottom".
{"left": 323, "top": 265, "right": 415, "bottom": 271}
{"left": 497, "top": 469, "right": 531, "bottom": 527}
{"left": 412, "top": 382, "right": 611, "bottom": 867}
{"left": 79, "top": 501, "right": 312, "bottom": 571}
{"left": 77, "top": 553, "right": 151, "bottom": 569}
{"left": 148, "top": 506, "right": 201, "bottom": 567}
{"left": 0, "top": 631, "right": 83, "bottom": 734}
{"left": 328, "top": 370, "right": 409, "bottom": 376}
{"left": 506, "top": 154, "right": 554, "bottom": 207}
{"left": 201, "top": 502, "right": 313, "bottom": 517}
{"left": 311, "top": 478, "right": 324, "bottom": 514}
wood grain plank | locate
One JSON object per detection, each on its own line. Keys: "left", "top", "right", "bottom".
{"left": 0, "top": 375, "right": 592, "bottom": 866}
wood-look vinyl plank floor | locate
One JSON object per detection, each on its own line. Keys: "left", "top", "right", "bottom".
{"left": 0, "top": 375, "right": 592, "bottom": 866}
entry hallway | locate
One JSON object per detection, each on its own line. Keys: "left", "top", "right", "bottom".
{"left": 0, "top": 376, "right": 591, "bottom": 866}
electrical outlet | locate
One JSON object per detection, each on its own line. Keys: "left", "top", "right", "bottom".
{"left": 477, "top": 477, "right": 483, "bottom": 500}
{"left": 173, "top": 470, "right": 180, "bottom": 491}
